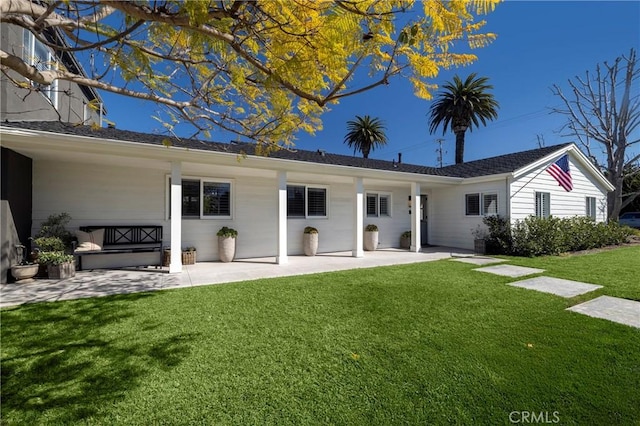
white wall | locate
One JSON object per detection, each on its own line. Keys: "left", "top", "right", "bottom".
{"left": 430, "top": 180, "right": 508, "bottom": 250}
{"left": 32, "top": 159, "right": 416, "bottom": 268}
{"left": 510, "top": 155, "right": 608, "bottom": 222}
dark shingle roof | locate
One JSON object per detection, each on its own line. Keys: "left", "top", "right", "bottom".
{"left": 1, "top": 121, "right": 571, "bottom": 178}
{"left": 438, "top": 143, "right": 572, "bottom": 178}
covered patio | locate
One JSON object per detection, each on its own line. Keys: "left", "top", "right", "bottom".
{"left": 0, "top": 247, "right": 472, "bottom": 307}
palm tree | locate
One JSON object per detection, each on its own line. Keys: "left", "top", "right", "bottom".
{"left": 344, "top": 115, "right": 388, "bottom": 159}
{"left": 428, "top": 73, "right": 499, "bottom": 164}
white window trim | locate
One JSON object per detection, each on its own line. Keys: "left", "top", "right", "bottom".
{"left": 535, "top": 191, "right": 551, "bottom": 218}
{"left": 165, "top": 175, "right": 234, "bottom": 220}
{"left": 465, "top": 192, "right": 498, "bottom": 217}
{"left": 287, "top": 183, "right": 330, "bottom": 219}
{"left": 366, "top": 191, "right": 392, "bottom": 218}
{"left": 586, "top": 196, "right": 597, "bottom": 220}
{"left": 23, "top": 30, "right": 58, "bottom": 109}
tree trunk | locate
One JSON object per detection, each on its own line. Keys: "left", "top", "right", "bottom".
{"left": 608, "top": 172, "right": 625, "bottom": 220}
{"left": 454, "top": 130, "right": 466, "bottom": 164}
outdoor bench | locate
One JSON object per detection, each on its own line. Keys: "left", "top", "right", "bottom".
{"left": 73, "top": 225, "right": 163, "bottom": 270}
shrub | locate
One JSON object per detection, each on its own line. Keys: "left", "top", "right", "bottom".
{"left": 36, "top": 213, "right": 73, "bottom": 248}
{"left": 483, "top": 216, "right": 511, "bottom": 254}
{"left": 303, "top": 226, "right": 318, "bottom": 234}
{"left": 365, "top": 224, "right": 378, "bottom": 232}
{"left": 37, "top": 251, "right": 74, "bottom": 265}
{"left": 33, "top": 236, "right": 66, "bottom": 252}
{"left": 485, "top": 215, "right": 632, "bottom": 257}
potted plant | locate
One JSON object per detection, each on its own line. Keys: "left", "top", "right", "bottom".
{"left": 10, "top": 244, "right": 39, "bottom": 284}
{"left": 33, "top": 236, "right": 73, "bottom": 278}
{"left": 303, "top": 226, "right": 319, "bottom": 256}
{"left": 182, "top": 246, "right": 197, "bottom": 265}
{"left": 32, "top": 213, "right": 75, "bottom": 277}
{"left": 472, "top": 225, "right": 488, "bottom": 255}
{"left": 217, "top": 226, "right": 238, "bottom": 263}
{"left": 364, "top": 224, "right": 379, "bottom": 251}
{"left": 38, "top": 251, "right": 76, "bottom": 279}
{"left": 400, "top": 231, "right": 411, "bottom": 249}
{"left": 34, "top": 212, "right": 74, "bottom": 248}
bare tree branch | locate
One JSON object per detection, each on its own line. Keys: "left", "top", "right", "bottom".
{"left": 552, "top": 48, "right": 639, "bottom": 219}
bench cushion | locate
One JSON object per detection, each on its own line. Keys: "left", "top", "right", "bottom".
{"left": 75, "top": 228, "right": 105, "bottom": 252}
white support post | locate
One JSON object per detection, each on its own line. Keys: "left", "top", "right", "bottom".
{"left": 276, "top": 171, "right": 288, "bottom": 264}
{"left": 410, "top": 182, "right": 421, "bottom": 252}
{"left": 169, "top": 161, "right": 183, "bottom": 273}
{"left": 353, "top": 177, "right": 364, "bottom": 257}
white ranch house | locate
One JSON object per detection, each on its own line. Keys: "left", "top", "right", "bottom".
{"left": 0, "top": 121, "right": 614, "bottom": 278}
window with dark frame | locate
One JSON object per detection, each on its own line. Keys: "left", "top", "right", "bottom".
{"left": 466, "top": 192, "right": 497, "bottom": 216}
{"left": 367, "top": 193, "right": 391, "bottom": 217}
{"left": 465, "top": 193, "right": 481, "bottom": 216}
{"left": 287, "top": 185, "right": 306, "bottom": 217}
{"left": 287, "top": 185, "right": 327, "bottom": 218}
{"left": 181, "top": 179, "right": 200, "bottom": 217}
{"left": 203, "top": 182, "right": 231, "bottom": 216}
{"left": 307, "top": 188, "right": 327, "bottom": 217}
{"left": 169, "top": 178, "right": 232, "bottom": 218}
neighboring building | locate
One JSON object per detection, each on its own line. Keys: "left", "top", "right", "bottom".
{"left": 0, "top": 120, "right": 614, "bottom": 282}
{"left": 1, "top": 25, "right": 106, "bottom": 282}
{"left": 0, "top": 24, "right": 105, "bottom": 124}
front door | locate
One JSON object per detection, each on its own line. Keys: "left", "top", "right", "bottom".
{"left": 420, "top": 195, "right": 428, "bottom": 247}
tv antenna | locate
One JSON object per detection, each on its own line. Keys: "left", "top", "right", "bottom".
{"left": 435, "top": 138, "right": 446, "bottom": 168}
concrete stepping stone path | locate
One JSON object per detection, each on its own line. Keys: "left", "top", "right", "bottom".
{"left": 450, "top": 256, "right": 506, "bottom": 266}
{"left": 568, "top": 296, "right": 640, "bottom": 329}
{"left": 474, "top": 264, "right": 544, "bottom": 278}
{"left": 508, "top": 276, "right": 602, "bottom": 298}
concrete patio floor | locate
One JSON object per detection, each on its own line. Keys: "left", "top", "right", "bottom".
{"left": 1, "top": 247, "right": 472, "bottom": 308}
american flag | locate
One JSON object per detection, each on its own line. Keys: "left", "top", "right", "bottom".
{"left": 546, "top": 154, "right": 573, "bottom": 192}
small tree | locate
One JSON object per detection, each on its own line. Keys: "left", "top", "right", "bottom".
{"left": 344, "top": 115, "right": 388, "bottom": 159}
{"left": 0, "top": 0, "right": 500, "bottom": 149}
{"left": 552, "top": 48, "right": 639, "bottom": 219}
{"left": 428, "top": 73, "right": 499, "bottom": 164}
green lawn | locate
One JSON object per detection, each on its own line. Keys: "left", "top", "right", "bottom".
{"left": 2, "top": 247, "right": 639, "bottom": 425}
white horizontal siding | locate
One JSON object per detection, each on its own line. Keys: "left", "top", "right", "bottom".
{"left": 430, "top": 180, "right": 508, "bottom": 250}
{"left": 510, "top": 155, "right": 608, "bottom": 222}
{"left": 32, "top": 160, "right": 416, "bottom": 267}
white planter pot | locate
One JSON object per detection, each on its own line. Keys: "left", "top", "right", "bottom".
{"left": 303, "top": 233, "right": 318, "bottom": 256}
{"left": 218, "top": 236, "right": 236, "bottom": 263}
{"left": 364, "top": 231, "right": 379, "bottom": 251}
{"left": 11, "top": 264, "right": 39, "bottom": 283}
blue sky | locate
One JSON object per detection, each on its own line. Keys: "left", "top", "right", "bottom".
{"left": 102, "top": 1, "right": 640, "bottom": 167}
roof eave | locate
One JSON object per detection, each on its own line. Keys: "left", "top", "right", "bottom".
{"left": 0, "top": 127, "right": 463, "bottom": 184}
{"left": 512, "top": 143, "right": 615, "bottom": 191}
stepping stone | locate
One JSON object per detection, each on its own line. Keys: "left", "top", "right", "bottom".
{"left": 568, "top": 296, "right": 640, "bottom": 329}
{"left": 509, "top": 276, "right": 602, "bottom": 298}
{"left": 451, "top": 256, "right": 506, "bottom": 266}
{"left": 474, "top": 264, "right": 544, "bottom": 278}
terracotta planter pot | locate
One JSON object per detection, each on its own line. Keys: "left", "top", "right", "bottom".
{"left": 47, "top": 261, "right": 76, "bottom": 279}
{"left": 303, "top": 233, "right": 318, "bottom": 256}
{"left": 218, "top": 236, "right": 236, "bottom": 263}
{"left": 364, "top": 231, "right": 379, "bottom": 251}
